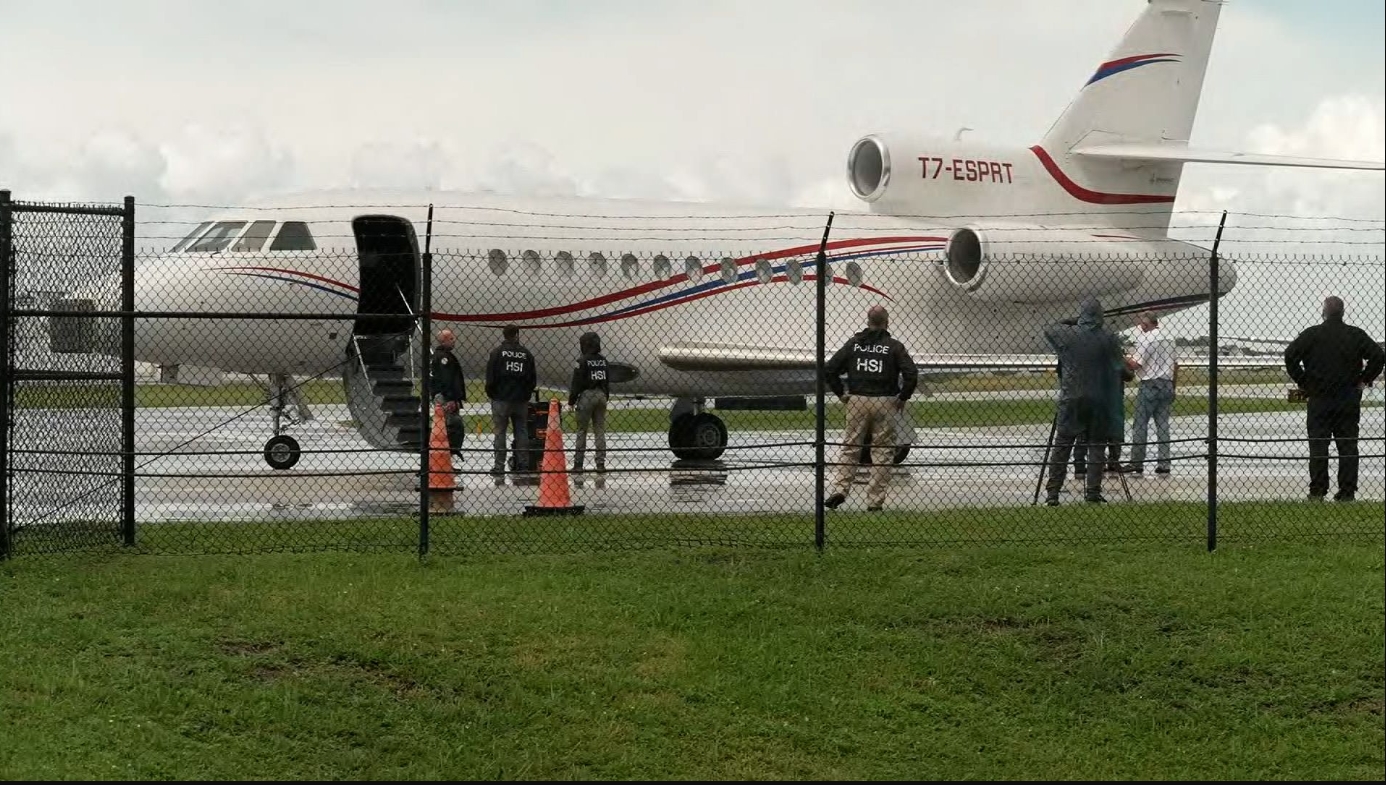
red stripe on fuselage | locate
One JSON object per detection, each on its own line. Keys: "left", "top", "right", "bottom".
{"left": 462, "top": 275, "right": 892, "bottom": 330}
{"left": 433, "top": 236, "right": 937, "bottom": 322}
{"left": 1029, "top": 146, "right": 1175, "bottom": 205}
{"left": 212, "top": 266, "right": 362, "bottom": 292}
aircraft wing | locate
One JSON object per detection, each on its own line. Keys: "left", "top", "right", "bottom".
{"left": 1222, "top": 335, "right": 1293, "bottom": 345}
{"left": 657, "top": 342, "right": 1289, "bottom": 373}
{"left": 1072, "top": 142, "right": 1385, "bottom": 171}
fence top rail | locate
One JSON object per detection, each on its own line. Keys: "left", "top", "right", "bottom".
{"left": 4, "top": 202, "right": 126, "bottom": 217}
{"left": 8, "top": 309, "right": 400, "bottom": 321}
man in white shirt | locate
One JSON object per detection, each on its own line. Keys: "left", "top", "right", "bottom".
{"left": 1122, "top": 312, "right": 1178, "bottom": 474}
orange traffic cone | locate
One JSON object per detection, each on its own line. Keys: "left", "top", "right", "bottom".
{"left": 427, "top": 403, "right": 455, "bottom": 511}
{"left": 523, "top": 398, "right": 585, "bottom": 517}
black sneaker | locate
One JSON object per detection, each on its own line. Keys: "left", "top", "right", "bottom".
{"left": 1154, "top": 466, "right": 1170, "bottom": 475}
{"left": 1085, "top": 496, "right": 1108, "bottom": 504}
{"left": 1307, "top": 493, "right": 1326, "bottom": 502}
{"left": 1334, "top": 492, "right": 1356, "bottom": 502}
{"left": 866, "top": 505, "right": 883, "bottom": 512}
{"left": 1120, "top": 464, "right": 1144, "bottom": 474}
{"left": 824, "top": 493, "right": 846, "bottom": 509}
{"left": 1044, "top": 497, "right": 1060, "bottom": 507}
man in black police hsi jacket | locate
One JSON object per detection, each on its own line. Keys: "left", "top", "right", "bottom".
{"left": 1043, "top": 297, "right": 1124, "bottom": 505}
{"left": 485, "top": 324, "right": 538, "bottom": 476}
{"left": 568, "top": 331, "right": 610, "bottom": 476}
{"left": 1283, "top": 295, "right": 1385, "bottom": 502}
{"left": 822, "top": 305, "right": 918, "bottom": 511}
{"left": 429, "top": 329, "right": 467, "bottom": 459}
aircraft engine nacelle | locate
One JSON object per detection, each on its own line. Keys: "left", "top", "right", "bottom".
{"left": 845, "top": 132, "right": 943, "bottom": 208}
{"left": 940, "top": 225, "right": 1156, "bottom": 305}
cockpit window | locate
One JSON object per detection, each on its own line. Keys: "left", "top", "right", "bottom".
{"left": 171, "top": 221, "right": 212, "bottom": 252}
{"left": 232, "top": 220, "right": 277, "bottom": 252}
{"left": 270, "top": 221, "right": 317, "bottom": 251}
{"left": 187, "top": 221, "right": 247, "bottom": 253}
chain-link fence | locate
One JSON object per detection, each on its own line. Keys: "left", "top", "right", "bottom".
{"left": 3, "top": 193, "right": 1382, "bottom": 559}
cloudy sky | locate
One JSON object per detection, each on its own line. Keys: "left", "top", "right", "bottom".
{"left": 2, "top": 0, "right": 1382, "bottom": 335}
{"left": 2, "top": 0, "right": 1381, "bottom": 211}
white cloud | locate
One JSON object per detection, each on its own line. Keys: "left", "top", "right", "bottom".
{"left": 158, "top": 124, "right": 295, "bottom": 203}
{"left": 461, "top": 141, "right": 581, "bottom": 198}
{"left": 349, "top": 139, "right": 452, "bottom": 191}
{"left": 1172, "top": 94, "right": 1385, "bottom": 254}
{"left": 0, "top": 0, "right": 1380, "bottom": 227}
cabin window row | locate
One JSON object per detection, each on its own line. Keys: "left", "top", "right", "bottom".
{"left": 487, "top": 249, "right": 866, "bottom": 287}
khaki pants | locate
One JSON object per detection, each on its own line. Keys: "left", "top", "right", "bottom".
{"left": 573, "top": 389, "right": 608, "bottom": 472}
{"left": 832, "top": 395, "right": 897, "bottom": 507}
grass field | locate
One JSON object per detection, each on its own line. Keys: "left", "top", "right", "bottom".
{"left": 19, "top": 500, "right": 1374, "bottom": 556}
{"left": 2, "top": 510, "right": 1382, "bottom": 779}
{"left": 17, "top": 368, "right": 1290, "bottom": 410}
{"left": 14, "top": 377, "right": 1330, "bottom": 433}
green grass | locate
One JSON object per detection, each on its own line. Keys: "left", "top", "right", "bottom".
{"left": 333, "top": 395, "right": 1326, "bottom": 434}
{"left": 13, "top": 379, "right": 546, "bottom": 410}
{"left": 16, "top": 500, "right": 1380, "bottom": 557}
{"left": 2, "top": 509, "right": 1382, "bottom": 779}
{"left": 16, "top": 377, "right": 1329, "bottom": 432}
{"left": 921, "top": 366, "right": 1287, "bottom": 392}
{"left": 593, "top": 395, "right": 1318, "bottom": 433}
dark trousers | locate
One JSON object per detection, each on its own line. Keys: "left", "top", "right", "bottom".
{"left": 1307, "top": 390, "right": 1361, "bottom": 496}
{"left": 443, "top": 406, "right": 466, "bottom": 459}
{"left": 1046, "top": 397, "right": 1105, "bottom": 500}
{"left": 1073, "top": 438, "right": 1120, "bottom": 474}
{"left": 490, "top": 400, "right": 531, "bottom": 473}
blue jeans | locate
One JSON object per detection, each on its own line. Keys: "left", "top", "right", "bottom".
{"left": 1129, "top": 379, "right": 1174, "bottom": 470}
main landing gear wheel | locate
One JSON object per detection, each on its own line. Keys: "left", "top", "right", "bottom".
{"left": 669, "top": 412, "right": 728, "bottom": 461}
{"left": 264, "top": 435, "right": 302, "bottom": 471}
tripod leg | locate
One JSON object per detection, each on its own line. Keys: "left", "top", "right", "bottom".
{"left": 1033, "top": 410, "right": 1058, "bottom": 506}
{"left": 1118, "top": 458, "right": 1133, "bottom": 502}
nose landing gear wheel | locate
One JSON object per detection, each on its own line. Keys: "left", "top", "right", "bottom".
{"left": 264, "top": 435, "right": 302, "bottom": 471}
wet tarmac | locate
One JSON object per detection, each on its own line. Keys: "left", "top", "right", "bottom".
{"left": 9, "top": 395, "right": 1383, "bottom": 525}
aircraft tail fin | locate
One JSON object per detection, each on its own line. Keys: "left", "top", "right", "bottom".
{"left": 1040, "top": 0, "right": 1223, "bottom": 155}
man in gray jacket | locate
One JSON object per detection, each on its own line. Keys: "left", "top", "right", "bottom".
{"left": 1043, "top": 297, "right": 1124, "bottom": 505}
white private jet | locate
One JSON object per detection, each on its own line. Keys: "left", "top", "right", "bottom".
{"left": 63, "top": 0, "right": 1383, "bottom": 469}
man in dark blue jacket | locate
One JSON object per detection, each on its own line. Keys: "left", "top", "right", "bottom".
{"left": 485, "top": 325, "right": 538, "bottom": 476}
{"left": 1284, "top": 296, "right": 1385, "bottom": 501}
{"left": 1043, "top": 297, "right": 1124, "bottom": 505}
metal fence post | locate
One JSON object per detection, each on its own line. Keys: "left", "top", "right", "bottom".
{"left": 1, "top": 189, "right": 12, "bottom": 560}
{"left": 814, "top": 212, "right": 835, "bottom": 553}
{"left": 120, "top": 196, "right": 137, "bottom": 547}
{"left": 418, "top": 204, "right": 434, "bottom": 560}
{"left": 1207, "top": 210, "right": 1228, "bottom": 552}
